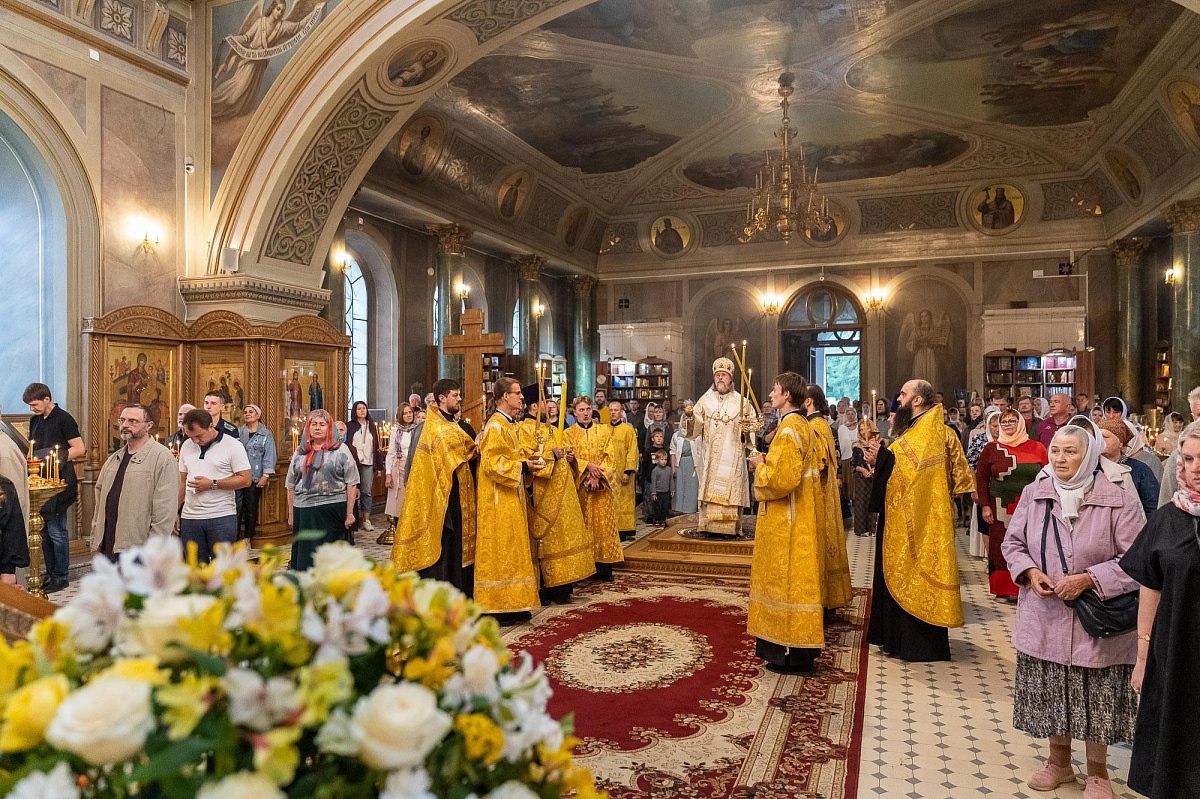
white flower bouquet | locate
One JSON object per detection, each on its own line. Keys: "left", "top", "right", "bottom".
{"left": 0, "top": 538, "right": 601, "bottom": 799}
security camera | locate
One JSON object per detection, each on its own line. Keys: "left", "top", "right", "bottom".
{"left": 184, "top": 156, "right": 195, "bottom": 174}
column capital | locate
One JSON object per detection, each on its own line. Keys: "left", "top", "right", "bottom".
{"left": 572, "top": 275, "right": 597, "bottom": 298}
{"left": 1108, "top": 237, "right": 1149, "bottom": 267}
{"left": 1165, "top": 197, "right": 1200, "bottom": 234}
{"left": 514, "top": 254, "right": 546, "bottom": 282}
{"left": 426, "top": 223, "right": 471, "bottom": 255}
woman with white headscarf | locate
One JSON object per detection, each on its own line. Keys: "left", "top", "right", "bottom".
{"left": 1122, "top": 419, "right": 1164, "bottom": 483}
{"left": 1001, "top": 424, "right": 1144, "bottom": 799}
{"left": 1122, "top": 421, "right": 1200, "bottom": 799}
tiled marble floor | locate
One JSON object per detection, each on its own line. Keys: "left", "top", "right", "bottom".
{"left": 44, "top": 515, "right": 1139, "bottom": 798}
{"left": 849, "top": 531, "right": 1137, "bottom": 799}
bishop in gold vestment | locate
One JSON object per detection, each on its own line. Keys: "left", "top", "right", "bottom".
{"left": 803, "top": 392, "right": 853, "bottom": 611}
{"left": 868, "top": 382, "right": 973, "bottom": 662}
{"left": 564, "top": 398, "right": 623, "bottom": 580}
{"left": 748, "top": 398, "right": 826, "bottom": 673}
{"left": 517, "top": 391, "right": 595, "bottom": 603}
{"left": 391, "top": 401, "right": 476, "bottom": 594}
{"left": 683, "top": 358, "right": 756, "bottom": 536}
{"left": 474, "top": 409, "right": 541, "bottom": 614}
{"left": 606, "top": 401, "right": 640, "bottom": 539}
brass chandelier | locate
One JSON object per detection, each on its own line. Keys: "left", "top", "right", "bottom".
{"left": 738, "top": 72, "right": 830, "bottom": 245}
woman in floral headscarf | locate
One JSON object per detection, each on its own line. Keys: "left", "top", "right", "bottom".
{"left": 285, "top": 409, "right": 360, "bottom": 571}
{"left": 1123, "top": 421, "right": 1200, "bottom": 799}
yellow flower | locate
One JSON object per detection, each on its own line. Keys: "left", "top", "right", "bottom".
{"left": 249, "top": 582, "right": 300, "bottom": 645}
{"left": 0, "top": 674, "right": 69, "bottom": 752}
{"left": 297, "top": 660, "right": 353, "bottom": 725}
{"left": 563, "top": 766, "right": 606, "bottom": 799}
{"left": 253, "top": 726, "right": 302, "bottom": 785}
{"left": 325, "top": 569, "right": 372, "bottom": 601}
{"left": 177, "top": 600, "right": 234, "bottom": 656}
{"left": 454, "top": 713, "right": 503, "bottom": 764}
{"left": 0, "top": 639, "right": 35, "bottom": 707}
{"left": 156, "top": 673, "right": 219, "bottom": 740}
{"left": 403, "top": 636, "right": 456, "bottom": 690}
{"left": 29, "top": 618, "right": 71, "bottom": 665}
{"left": 95, "top": 658, "right": 169, "bottom": 686}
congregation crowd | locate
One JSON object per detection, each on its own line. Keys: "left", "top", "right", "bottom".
{"left": 1, "top": 370, "right": 1199, "bottom": 799}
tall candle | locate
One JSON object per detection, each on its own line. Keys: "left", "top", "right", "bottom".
{"left": 557, "top": 373, "right": 567, "bottom": 447}
{"left": 27, "top": 439, "right": 34, "bottom": 460}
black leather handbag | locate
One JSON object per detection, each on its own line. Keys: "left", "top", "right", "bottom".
{"left": 1039, "top": 499, "right": 1138, "bottom": 639}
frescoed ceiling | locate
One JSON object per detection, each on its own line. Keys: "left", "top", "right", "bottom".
{"left": 367, "top": 0, "right": 1196, "bottom": 220}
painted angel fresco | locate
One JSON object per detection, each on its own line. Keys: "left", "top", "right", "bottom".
{"left": 898, "top": 309, "right": 951, "bottom": 391}
{"left": 706, "top": 317, "right": 743, "bottom": 362}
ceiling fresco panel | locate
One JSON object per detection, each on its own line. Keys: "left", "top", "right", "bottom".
{"left": 543, "top": 0, "right": 921, "bottom": 67}
{"left": 845, "top": 0, "right": 1183, "bottom": 127}
{"left": 446, "top": 55, "right": 732, "bottom": 173}
{"left": 682, "top": 104, "right": 970, "bottom": 190}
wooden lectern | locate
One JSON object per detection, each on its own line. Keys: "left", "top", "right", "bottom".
{"left": 443, "top": 308, "right": 507, "bottom": 433}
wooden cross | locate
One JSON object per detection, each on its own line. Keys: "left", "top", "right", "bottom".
{"left": 443, "top": 308, "right": 507, "bottom": 433}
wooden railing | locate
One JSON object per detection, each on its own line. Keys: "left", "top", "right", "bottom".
{"left": 0, "top": 582, "right": 55, "bottom": 643}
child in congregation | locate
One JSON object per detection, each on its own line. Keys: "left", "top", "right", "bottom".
{"left": 649, "top": 449, "right": 673, "bottom": 528}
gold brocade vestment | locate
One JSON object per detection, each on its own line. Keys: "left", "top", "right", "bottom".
{"left": 882, "top": 405, "right": 974, "bottom": 628}
{"left": 748, "top": 412, "right": 826, "bottom": 649}
{"left": 608, "top": 422, "right": 639, "bottom": 531}
{"left": 474, "top": 412, "right": 540, "bottom": 613}
{"left": 518, "top": 420, "right": 596, "bottom": 587}
{"left": 391, "top": 407, "right": 476, "bottom": 572}
{"left": 562, "top": 422, "right": 624, "bottom": 565}
{"left": 808, "top": 416, "right": 852, "bottom": 609}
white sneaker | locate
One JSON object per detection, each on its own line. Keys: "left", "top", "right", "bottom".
{"left": 363, "top": 517, "right": 374, "bottom": 532}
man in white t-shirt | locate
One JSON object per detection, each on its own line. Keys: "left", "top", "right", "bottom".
{"left": 176, "top": 408, "right": 251, "bottom": 562}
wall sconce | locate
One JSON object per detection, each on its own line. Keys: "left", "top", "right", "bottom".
{"left": 532, "top": 299, "right": 546, "bottom": 319}
{"left": 762, "top": 294, "right": 781, "bottom": 315}
{"left": 330, "top": 250, "right": 348, "bottom": 271}
{"left": 866, "top": 288, "right": 886, "bottom": 312}
{"left": 140, "top": 230, "right": 159, "bottom": 253}
{"left": 455, "top": 281, "right": 470, "bottom": 300}
{"left": 1165, "top": 266, "right": 1180, "bottom": 285}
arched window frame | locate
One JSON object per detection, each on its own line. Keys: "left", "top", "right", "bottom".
{"left": 344, "top": 256, "right": 369, "bottom": 403}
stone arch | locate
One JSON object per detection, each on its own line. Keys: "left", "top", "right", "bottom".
{"left": 0, "top": 48, "right": 100, "bottom": 416}
{"left": 685, "top": 278, "right": 769, "bottom": 401}
{"left": 345, "top": 227, "right": 400, "bottom": 411}
{"left": 878, "top": 265, "right": 975, "bottom": 312}
{"left": 206, "top": 0, "right": 597, "bottom": 286}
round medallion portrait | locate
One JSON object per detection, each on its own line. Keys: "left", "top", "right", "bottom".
{"left": 392, "top": 114, "right": 445, "bottom": 181}
{"left": 649, "top": 215, "right": 691, "bottom": 257}
{"left": 544, "top": 623, "right": 713, "bottom": 693}
{"left": 1103, "top": 149, "right": 1143, "bottom": 202}
{"left": 496, "top": 170, "right": 532, "bottom": 219}
{"left": 968, "top": 183, "right": 1024, "bottom": 234}
{"left": 803, "top": 198, "right": 848, "bottom": 247}
{"left": 386, "top": 41, "right": 449, "bottom": 90}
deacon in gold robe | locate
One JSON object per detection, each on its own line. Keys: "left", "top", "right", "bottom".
{"left": 800, "top": 384, "right": 853, "bottom": 612}
{"left": 865, "top": 379, "right": 973, "bottom": 662}
{"left": 605, "top": 399, "right": 640, "bottom": 540}
{"left": 563, "top": 396, "right": 624, "bottom": 581}
{"left": 474, "top": 377, "right": 542, "bottom": 620}
{"left": 747, "top": 372, "right": 826, "bottom": 674}
{"left": 391, "top": 379, "right": 477, "bottom": 595}
{"left": 518, "top": 386, "right": 595, "bottom": 605}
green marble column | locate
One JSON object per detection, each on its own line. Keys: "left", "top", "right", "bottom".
{"left": 572, "top": 275, "right": 597, "bottom": 401}
{"left": 1167, "top": 198, "right": 1200, "bottom": 413}
{"left": 1109, "top": 238, "right": 1148, "bottom": 409}
{"left": 427, "top": 223, "right": 470, "bottom": 385}
{"left": 514, "top": 254, "right": 545, "bottom": 383}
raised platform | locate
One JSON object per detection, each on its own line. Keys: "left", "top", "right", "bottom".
{"left": 616, "top": 514, "right": 754, "bottom": 580}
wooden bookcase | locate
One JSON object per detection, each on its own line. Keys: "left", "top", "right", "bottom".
{"left": 1154, "top": 340, "right": 1171, "bottom": 410}
{"left": 984, "top": 350, "right": 1015, "bottom": 397}
{"left": 635, "top": 357, "right": 672, "bottom": 402}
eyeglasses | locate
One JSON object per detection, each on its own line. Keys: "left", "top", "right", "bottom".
{"left": 999, "top": 419, "right": 1019, "bottom": 426}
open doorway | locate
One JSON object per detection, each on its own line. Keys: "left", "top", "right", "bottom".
{"left": 779, "top": 284, "right": 863, "bottom": 402}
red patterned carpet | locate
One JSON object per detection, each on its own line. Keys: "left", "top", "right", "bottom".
{"left": 505, "top": 573, "right": 870, "bottom": 799}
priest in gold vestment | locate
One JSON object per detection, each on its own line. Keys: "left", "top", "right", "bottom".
{"left": 866, "top": 379, "right": 973, "bottom": 662}
{"left": 800, "top": 384, "right": 853, "bottom": 612}
{"left": 747, "top": 372, "right": 826, "bottom": 674}
{"left": 682, "top": 358, "right": 757, "bottom": 536}
{"left": 563, "top": 396, "right": 623, "bottom": 581}
{"left": 391, "top": 379, "right": 476, "bottom": 595}
{"left": 518, "top": 387, "right": 595, "bottom": 604}
{"left": 474, "top": 377, "right": 542, "bottom": 619}
{"left": 606, "top": 399, "right": 639, "bottom": 540}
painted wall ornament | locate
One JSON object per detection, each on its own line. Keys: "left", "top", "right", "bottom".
{"left": 804, "top": 198, "right": 847, "bottom": 246}
{"left": 563, "top": 206, "right": 590, "bottom": 249}
{"left": 650, "top": 215, "right": 690, "bottom": 256}
{"left": 1165, "top": 79, "right": 1200, "bottom": 147}
{"left": 969, "top": 184, "right": 1024, "bottom": 232}
{"left": 1102, "top": 149, "right": 1143, "bottom": 202}
{"left": 898, "top": 309, "right": 951, "bottom": 392}
{"left": 497, "top": 170, "right": 532, "bottom": 219}
{"left": 387, "top": 42, "right": 449, "bottom": 88}
{"left": 394, "top": 114, "right": 446, "bottom": 180}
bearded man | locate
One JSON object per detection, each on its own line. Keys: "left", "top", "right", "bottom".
{"left": 864, "top": 379, "right": 973, "bottom": 662}
{"left": 682, "top": 357, "right": 757, "bottom": 536}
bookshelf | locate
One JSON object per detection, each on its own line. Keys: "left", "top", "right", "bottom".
{"left": 635, "top": 357, "right": 672, "bottom": 402}
{"left": 1014, "top": 349, "right": 1044, "bottom": 398}
{"left": 1043, "top": 350, "right": 1076, "bottom": 397}
{"left": 1154, "top": 340, "right": 1171, "bottom": 410}
{"left": 605, "top": 359, "right": 637, "bottom": 402}
{"left": 984, "top": 350, "right": 1015, "bottom": 397}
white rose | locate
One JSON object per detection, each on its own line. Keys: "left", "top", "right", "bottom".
{"left": 121, "top": 593, "right": 216, "bottom": 663}
{"left": 460, "top": 645, "right": 500, "bottom": 697}
{"left": 311, "top": 542, "right": 372, "bottom": 580}
{"left": 485, "top": 781, "right": 540, "bottom": 799}
{"left": 350, "top": 683, "right": 452, "bottom": 770}
{"left": 380, "top": 767, "right": 436, "bottom": 799}
{"left": 46, "top": 678, "right": 154, "bottom": 765}
{"left": 8, "top": 762, "right": 81, "bottom": 799}
{"left": 197, "top": 772, "right": 287, "bottom": 799}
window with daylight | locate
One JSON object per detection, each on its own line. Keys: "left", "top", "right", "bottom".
{"left": 511, "top": 300, "right": 521, "bottom": 356}
{"left": 344, "top": 257, "right": 368, "bottom": 403}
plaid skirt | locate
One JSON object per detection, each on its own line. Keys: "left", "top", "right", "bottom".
{"left": 1013, "top": 652, "right": 1137, "bottom": 745}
